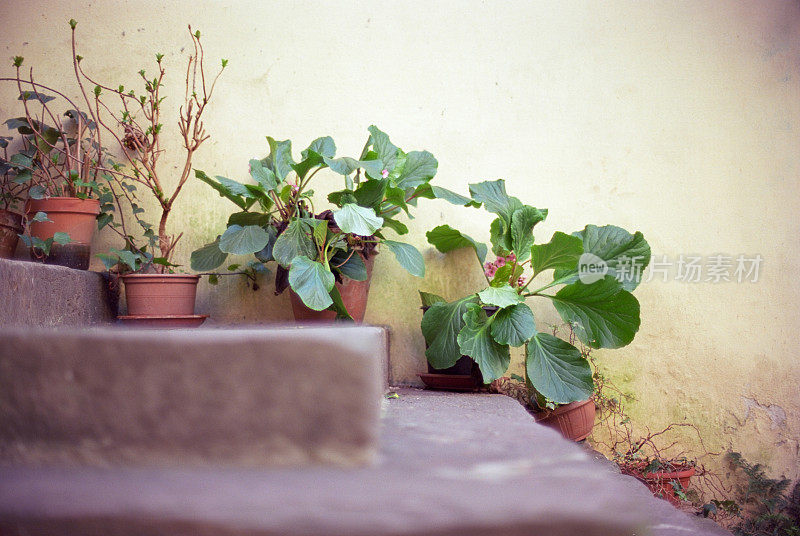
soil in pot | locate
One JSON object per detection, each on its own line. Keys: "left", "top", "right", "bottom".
{"left": 535, "top": 398, "right": 596, "bottom": 441}
{"left": 25, "top": 197, "right": 100, "bottom": 270}
{"left": 290, "top": 251, "right": 375, "bottom": 323}
{"left": 121, "top": 274, "right": 201, "bottom": 317}
{"left": 418, "top": 305, "right": 499, "bottom": 390}
{"left": 0, "top": 210, "right": 23, "bottom": 259}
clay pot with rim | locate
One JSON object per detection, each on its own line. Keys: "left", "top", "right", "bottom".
{"left": 0, "top": 209, "right": 23, "bottom": 259}
{"left": 290, "top": 251, "right": 376, "bottom": 323}
{"left": 535, "top": 398, "right": 596, "bottom": 441}
{"left": 119, "top": 273, "right": 207, "bottom": 328}
{"left": 643, "top": 465, "right": 696, "bottom": 504}
{"left": 25, "top": 197, "right": 100, "bottom": 270}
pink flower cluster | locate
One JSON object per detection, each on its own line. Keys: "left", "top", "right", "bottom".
{"left": 484, "top": 252, "right": 517, "bottom": 279}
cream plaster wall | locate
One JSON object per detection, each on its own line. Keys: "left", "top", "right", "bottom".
{"left": 1, "top": 1, "right": 798, "bottom": 487}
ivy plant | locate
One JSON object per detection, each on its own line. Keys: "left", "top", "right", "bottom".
{"left": 191, "top": 126, "right": 470, "bottom": 318}
{"left": 421, "top": 179, "right": 650, "bottom": 406}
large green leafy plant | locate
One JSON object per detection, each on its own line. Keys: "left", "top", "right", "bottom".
{"left": 421, "top": 179, "right": 650, "bottom": 406}
{"left": 191, "top": 126, "right": 470, "bottom": 317}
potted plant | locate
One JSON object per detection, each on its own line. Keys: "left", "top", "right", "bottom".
{"left": 190, "top": 126, "right": 471, "bottom": 321}
{"left": 67, "top": 21, "right": 227, "bottom": 326}
{"left": 0, "top": 133, "right": 28, "bottom": 258}
{"left": 1, "top": 55, "right": 110, "bottom": 269}
{"left": 419, "top": 179, "right": 650, "bottom": 423}
{"left": 616, "top": 453, "right": 696, "bottom": 504}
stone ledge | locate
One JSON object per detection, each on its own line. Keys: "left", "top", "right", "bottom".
{"left": 0, "top": 326, "right": 386, "bottom": 468}
{"left": 0, "top": 388, "right": 731, "bottom": 535}
{"left": 0, "top": 258, "right": 118, "bottom": 326}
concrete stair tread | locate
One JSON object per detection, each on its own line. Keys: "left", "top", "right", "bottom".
{"left": 0, "top": 389, "right": 731, "bottom": 535}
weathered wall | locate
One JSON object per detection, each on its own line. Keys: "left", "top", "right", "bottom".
{"left": 0, "top": 1, "right": 798, "bottom": 487}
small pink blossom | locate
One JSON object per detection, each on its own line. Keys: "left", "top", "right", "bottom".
{"left": 495, "top": 256, "right": 506, "bottom": 268}
{"left": 381, "top": 169, "right": 389, "bottom": 178}
{"left": 517, "top": 276, "right": 526, "bottom": 287}
{"left": 505, "top": 252, "right": 516, "bottom": 263}
{"left": 484, "top": 262, "right": 497, "bottom": 278}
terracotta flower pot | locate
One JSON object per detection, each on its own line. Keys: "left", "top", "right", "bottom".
{"left": 0, "top": 209, "right": 23, "bottom": 259}
{"left": 25, "top": 197, "right": 100, "bottom": 270}
{"left": 535, "top": 398, "right": 596, "bottom": 441}
{"left": 644, "top": 466, "right": 696, "bottom": 504}
{"left": 121, "top": 274, "right": 201, "bottom": 316}
{"left": 290, "top": 252, "right": 375, "bottom": 323}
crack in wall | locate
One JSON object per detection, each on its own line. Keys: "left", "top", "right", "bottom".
{"left": 741, "top": 396, "right": 787, "bottom": 430}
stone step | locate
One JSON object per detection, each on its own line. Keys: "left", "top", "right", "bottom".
{"left": 0, "top": 326, "right": 386, "bottom": 468}
{"left": 0, "top": 258, "right": 118, "bottom": 326}
{"left": 0, "top": 389, "right": 731, "bottom": 535}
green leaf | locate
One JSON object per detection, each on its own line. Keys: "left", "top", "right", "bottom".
{"left": 415, "top": 184, "right": 480, "bottom": 207}
{"left": 254, "top": 226, "right": 278, "bottom": 263}
{"left": 510, "top": 206, "right": 547, "bottom": 261}
{"left": 393, "top": 150, "right": 437, "bottom": 189}
{"left": 382, "top": 217, "right": 408, "bottom": 235}
{"left": 110, "top": 248, "right": 140, "bottom": 271}
{"left": 191, "top": 237, "right": 229, "bottom": 271}
{"left": 227, "top": 211, "right": 271, "bottom": 227}
{"left": 302, "top": 136, "right": 335, "bottom": 159}
{"left": 37, "top": 127, "right": 61, "bottom": 155}
{"left": 477, "top": 284, "right": 523, "bottom": 308}
{"left": 331, "top": 250, "right": 367, "bottom": 281}
{"left": 359, "top": 159, "right": 386, "bottom": 180}
{"left": 491, "top": 303, "right": 536, "bottom": 346}
{"left": 526, "top": 333, "right": 593, "bottom": 404}
{"left": 249, "top": 159, "right": 278, "bottom": 191}
{"left": 468, "top": 179, "right": 524, "bottom": 223}
{"left": 426, "top": 224, "right": 487, "bottom": 265}
{"left": 12, "top": 169, "right": 31, "bottom": 184}
{"left": 28, "top": 185, "right": 46, "bottom": 200}
{"left": 292, "top": 152, "right": 324, "bottom": 180}
{"left": 263, "top": 137, "right": 295, "bottom": 181}
{"left": 383, "top": 240, "right": 425, "bottom": 277}
{"left": 354, "top": 178, "right": 388, "bottom": 209}
{"left": 367, "top": 125, "right": 399, "bottom": 171}
{"left": 383, "top": 186, "right": 409, "bottom": 216}
{"left": 489, "top": 217, "right": 512, "bottom": 254}
{"left": 567, "top": 224, "right": 651, "bottom": 291}
{"left": 328, "top": 189, "right": 357, "bottom": 207}
{"left": 96, "top": 212, "right": 113, "bottom": 230}
{"left": 30, "top": 211, "right": 52, "bottom": 223}
{"left": 531, "top": 231, "right": 584, "bottom": 277}
{"left": 419, "top": 291, "right": 446, "bottom": 307}
{"left": 52, "top": 232, "right": 71, "bottom": 245}
{"left": 457, "top": 303, "right": 510, "bottom": 383}
{"left": 549, "top": 275, "right": 641, "bottom": 349}
{"left": 18, "top": 90, "right": 55, "bottom": 104}
{"left": 95, "top": 253, "right": 120, "bottom": 271}
{"left": 328, "top": 286, "right": 353, "bottom": 320}
{"left": 219, "top": 224, "right": 270, "bottom": 255}
{"left": 215, "top": 176, "right": 253, "bottom": 198}
{"left": 323, "top": 156, "right": 360, "bottom": 176}
{"left": 273, "top": 219, "right": 316, "bottom": 267}
{"left": 422, "top": 295, "right": 479, "bottom": 369}
{"left": 288, "top": 255, "right": 335, "bottom": 311}
{"left": 333, "top": 203, "right": 384, "bottom": 236}
{"left": 313, "top": 219, "right": 328, "bottom": 246}
{"left": 196, "top": 169, "right": 247, "bottom": 210}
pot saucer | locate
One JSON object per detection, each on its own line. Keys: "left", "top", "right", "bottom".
{"left": 117, "top": 314, "right": 209, "bottom": 328}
